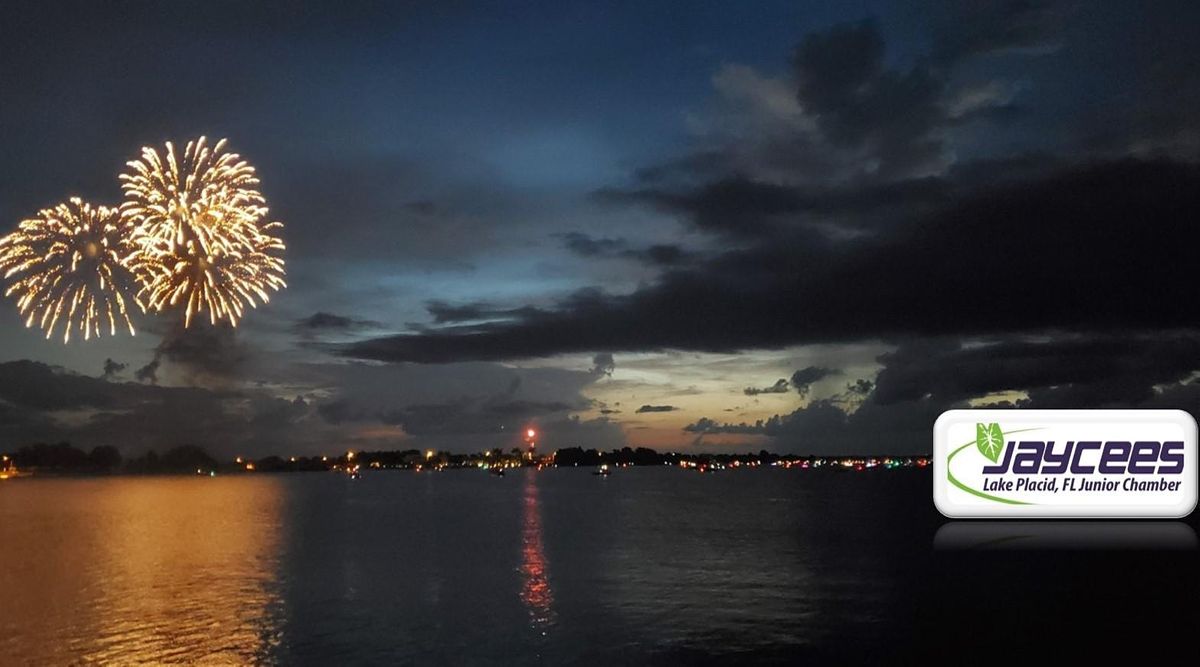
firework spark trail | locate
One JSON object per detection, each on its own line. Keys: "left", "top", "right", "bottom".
{"left": 120, "top": 137, "right": 287, "bottom": 327}
{"left": 0, "top": 198, "right": 137, "bottom": 343}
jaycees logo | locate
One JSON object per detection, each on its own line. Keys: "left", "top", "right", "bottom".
{"left": 934, "top": 410, "right": 1197, "bottom": 518}
{"left": 962, "top": 422, "right": 1185, "bottom": 496}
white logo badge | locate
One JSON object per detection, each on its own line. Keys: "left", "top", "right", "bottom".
{"left": 934, "top": 410, "right": 1197, "bottom": 518}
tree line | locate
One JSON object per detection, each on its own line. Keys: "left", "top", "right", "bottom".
{"left": 4, "top": 442, "right": 218, "bottom": 474}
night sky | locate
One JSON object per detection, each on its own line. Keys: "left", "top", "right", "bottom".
{"left": 2, "top": 0, "right": 1199, "bottom": 458}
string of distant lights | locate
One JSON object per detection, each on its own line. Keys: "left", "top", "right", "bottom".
{"left": 0, "top": 137, "right": 286, "bottom": 342}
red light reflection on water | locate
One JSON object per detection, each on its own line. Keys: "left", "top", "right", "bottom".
{"left": 520, "top": 470, "right": 555, "bottom": 634}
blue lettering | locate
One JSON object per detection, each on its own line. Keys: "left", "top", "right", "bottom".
{"left": 1041, "top": 441, "right": 1071, "bottom": 474}
{"left": 1127, "top": 441, "right": 1160, "bottom": 474}
{"left": 1070, "top": 441, "right": 1100, "bottom": 474}
{"left": 1012, "top": 442, "right": 1045, "bottom": 474}
{"left": 982, "top": 442, "right": 1014, "bottom": 474}
{"left": 984, "top": 438, "right": 1184, "bottom": 475}
{"left": 1159, "top": 441, "right": 1185, "bottom": 474}
{"left": 1099, "top": 441, "right": 1131, "bottom": 474}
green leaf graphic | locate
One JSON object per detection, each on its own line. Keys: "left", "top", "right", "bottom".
{"left": 976, "top": 422, "right": 1005, "bottom": 463}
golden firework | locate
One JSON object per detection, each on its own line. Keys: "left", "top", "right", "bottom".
{"left": 0, "top": 198, "right": 138, "bottom": 342}
{"left": 127, "top": 220, "right": 286, "bottom": 328}
{"left": 120, "top": 137, "right": 287, "bottom": 327}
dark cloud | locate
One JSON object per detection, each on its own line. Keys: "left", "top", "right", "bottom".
{"left": 345, "top": 159, "right": 1200, "bottom": 363}
{"left": 598, "top": 175, "right": 955, "bottom": 239}
{"left": 293, "top": 359, "right": 622, "bottom": 450}
{"left": 790, "top": 366, "right": 839, "bottom": 397}
{"left": 744, "top": 379, "right": 790, "bottom": 396}
{"left": 761, "top": 341, "right": 1200, "bottom": 453}
{"left": 159, "top": 324, "right": 247, "bottom": 371}
{"left": 134, "top": 357, "right": 161, "bottom": 385}
{"left": 683, "top": 417, "right": 767, "bottom": 436}
{"left": 560, "top": 232, "right": 626, "bottom": 257}
{"left": 101, "top": 358, "right": 127, "bottom": 381}
{"left": 687, "top": 332, "right": 1200, "bottom": 454}
{"left": 598, "top": 177, "right": 823, "bottom": 240}
{"left": 1061, "top": 4, "right": 1200, "bottom": 160}
{"left": 929, "top": 0, "right": 1065, "bottom": 65}
{"left": 136, "top": 322, "right": 251, "bottom": 387}
{"left": 617, "top": 13, "right": 1052, "bottom": 192}
{"left": 602, "top": 156, "right": 1062, "bottom": 245}
{"left": 632, "top": 150, "right": 729, "bottom": 185}
{"left": 0, "top": 356, "right": 625, "bottom": 456}
{"left": 872, "top": 334, "right": 1200, "bottom": 406}
{"left": 601, "top": 6, "right": 1078, "bottom": 197}
{"left": 294, "top": 312, "right": 379, "bottom": 332}
{"left": 741, "top": 396, "right": 945, "bottom": 455}
{"left": 793, "top": 20, "right": 945, "bottom": 178}
{"left": 639, "top": 244, "right": 690, "bottom": 266}
{"left": 0, "top": 360, "right": 322, "bottom": 457}
{"left": 424, "top": 301, "right": 537, "bottom": 325}
{"left": 635, "top": 405, "right": 679, "bottom": 413}
{"left": 1, "top": 360, "right": 133, "bottom": 411}
{"left": 832, "top": 379, "right": 875, "bottom": 412}
{"left": 791, "top": 367, "right": 835, "bottom": 386}
{"left": 590, "top": 352, "right": 615, "bottom": 377}
{"left": 558, "top": 232, "right": 694, "bottom": 266}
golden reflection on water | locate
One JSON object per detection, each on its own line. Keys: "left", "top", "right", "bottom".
{"left": 519, "top": 469, "right": 555, "bottom": 634}
{"left": 0, "top": 476, "right": 284, "bottom": 664}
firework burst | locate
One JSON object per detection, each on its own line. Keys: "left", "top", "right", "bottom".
{"left": 0, "top": 198, "right": 138, "bottom": 342}
{"left": 120, "top": 137, "right": 287, "bottom": 327}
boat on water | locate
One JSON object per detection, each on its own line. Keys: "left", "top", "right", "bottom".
{"left": 0, "top": 456, "right": 28, "bottom": 480}
{"left": 592, "top": 464, "right": 612, "bottom": 476}
{"left": 489, "top": 467, "right": 506, "bottom": 477}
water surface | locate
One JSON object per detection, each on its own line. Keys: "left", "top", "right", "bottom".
{"left": 1, "top": 469, "right": 1196, "bottom": 664}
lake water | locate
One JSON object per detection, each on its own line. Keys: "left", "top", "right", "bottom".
{"left": 1, "top": 468, "right": 1196, "bottom": 664}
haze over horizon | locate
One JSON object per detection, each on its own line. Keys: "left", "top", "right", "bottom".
{"left": 3, "top": 1, "right": 1199, "bottom": 458}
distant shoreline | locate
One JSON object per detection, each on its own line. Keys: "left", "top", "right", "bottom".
{"left": 3, "top": 442, "right": 930, "bottom": 480}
